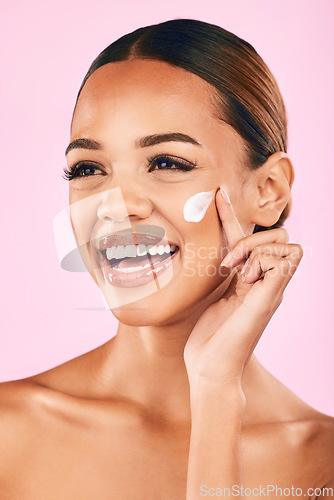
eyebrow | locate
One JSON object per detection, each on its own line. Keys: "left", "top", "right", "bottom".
{"left": 65, "top": 133, "right": 201, "bottom": 156}
{"left": 65, "top": 138, "right": 101, "bottom": 156}
{"left": 136, "top": 133, "right": 201, "bottom": 148}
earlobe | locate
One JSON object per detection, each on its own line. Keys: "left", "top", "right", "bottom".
{"left": 251, "top": 152, "right": 295, "bottom": 228}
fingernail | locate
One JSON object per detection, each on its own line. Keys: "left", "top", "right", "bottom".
{"left": 220, "top": 251, "right": 233, "bottom": 267}
{"left": 240, "top": 262, "right": 248, "bottom": 275}
{"left": 220, "top": 186, "right": 231, "bottom": 204}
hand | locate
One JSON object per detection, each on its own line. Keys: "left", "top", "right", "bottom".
{"left": 184, "top": 186, "right": 304, "bottom": 389}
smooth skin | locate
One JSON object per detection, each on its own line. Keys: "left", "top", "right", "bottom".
{"left": 0, "top": 60, "right": 333, "bottom": 499}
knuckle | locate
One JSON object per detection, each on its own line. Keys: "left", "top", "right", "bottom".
{"left": 232, "top": 242, "right": 246, "bottom": 260}
{"left": 290, "top": 244, "right": 304, "bottom": 261}
{"left": 262, "top": 244, "right": 280, "bottom": 257}
{"left": 249, "top": 246, "right": 262, "bottom": 259}
{"left": 253, "top": 244, "right": 280, "bottom": 259}
{"left": 255, "top": 243, "right": 270, "bottom": 252}
{"left": 297, "top": 244, "right": 304, "bottom": 258}
{"left": 278, "top": 227, "right": 289, "bottom": 243}
{"left": 235, "top": 234, "right": 264, "bottom": 258}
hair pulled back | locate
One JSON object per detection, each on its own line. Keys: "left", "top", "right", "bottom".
{"left": 75, "top": 19, "right": 291, "bottom": 233}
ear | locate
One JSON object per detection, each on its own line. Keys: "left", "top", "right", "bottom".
{"left": 249, "top": 152, "right": 295, "bottom": 228}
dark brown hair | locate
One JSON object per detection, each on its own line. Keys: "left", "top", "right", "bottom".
{"left": 75, "top": 19, "right": 291, "bottom": 233}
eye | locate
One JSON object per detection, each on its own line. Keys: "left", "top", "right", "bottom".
{"left": 63, "top": 162, "right": 105, "bottom": 181}
{"left": 148, "top": 155, "right": 196, "bottom": 173}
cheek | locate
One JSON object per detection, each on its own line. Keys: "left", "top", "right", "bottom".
{"left": 188, "top": 204, "right": 224, "bottom": 258}
{"left": 70, "top": 195, "right": 98, "bottom": 245}
{"left": 179, "top": 191, "right": 225, "bottom": 272}
{"left": 164, "top": 189, "right": 223, "bottom": 249}
{"left": 183, "top": 190, "right": 215, "bottom": 223}
{"left": 161, "top": 189, "right": 216, "bottom": 228}
{"left": 69, "top": 194, "right": 100, "bottom": 275}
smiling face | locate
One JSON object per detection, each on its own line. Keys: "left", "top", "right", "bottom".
{"left": 67, "top": 59, "right": 254, "bottom": 325}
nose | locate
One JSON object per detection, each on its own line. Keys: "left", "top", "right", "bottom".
{"left": 97, "top": 187, "right": 153, "bottom": 222}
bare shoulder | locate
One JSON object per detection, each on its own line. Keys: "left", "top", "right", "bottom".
{"left": 0, "top": 378, "right": 41, "bottom": 419}
{"left": 0, "top": 366, "right": 92, "bottom": 490}
{"left": 0, "top": 343, "right": 121, "bottom": 456}
{"left": 243, "top": 390, "right": 334, "bottom": 494}
{"left": 0, "top": 354, "right": 89, "bottom": 457}
{"left": 0, "top": 377, "right": 61, "bottom": 432}
{"left": 0, "top": 341, "right": 114, "bottom": 434}
{"left": 297, "top": 412, "right": 334, "bottom": 496}
{"left": 282, "top": 408, "right": 334, "bottom": 465}
{"left": 0, "top": 380, "right": 42, "bottom": 476}
{"left": 308, "top": 412, "right": 334, "bottom": 493}
{"left": 274, "top": 410, "right": 334, "bottom": 491}
{"left": 301, "top": 411, "right": 334, "bottom": 464}
{"left": 246, "top": 360, "right": 334, "bottom": 487}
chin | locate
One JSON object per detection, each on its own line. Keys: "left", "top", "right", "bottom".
{"left": 110, "top": 298, "right": 176, "bottom": 327}
{"left": 107, "top": 277, "right": 224, "bottom": 328}
{"left": 92, "top": 243, "right": 232, "bottom": 326}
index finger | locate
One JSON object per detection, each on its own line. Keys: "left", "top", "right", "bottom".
{"left": 216, "top": 185, "right": 245, "bottom": 251}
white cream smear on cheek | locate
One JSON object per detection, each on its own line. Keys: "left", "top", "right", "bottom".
{"left": 183, "top": 190, "right": 215, "bottom": 223}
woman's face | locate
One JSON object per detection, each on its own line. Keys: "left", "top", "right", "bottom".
{"left": 67, "top": 59, "right": 254, "bottom": 325}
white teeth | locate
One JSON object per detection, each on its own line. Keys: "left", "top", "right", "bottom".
{"left": 106, "top": 243, "right": 177, "bottom": 260}
{"left": 157, "top": 245, "right": 165, "bottom": 255}
{"left": 148, "top": 244, "right": 175, "bottom": 256}
{"left": 125, "top": 245, "right": 137, "bottom": 258}
{"left": 148, "top": 245, "right": 158, "bottom": 256}
{"left": 116, "top": 246, "right": 126, "bottom": 259}
{"left": 106, "top": 246, "right": 117, "bottom": 260}
{"left": 137, "top": 245, "right": 148, "bottom": 256}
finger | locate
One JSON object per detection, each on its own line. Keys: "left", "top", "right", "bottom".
{"left": 241, "top": 246, "right": 303, "bottom": 310}
{"left": 221, "top": 227, "right": 290, "bottom": 268}
{"left": 241, "top": 254, "right": 298, "bottom": 284}
{"left": 239, "top": 243, "right": 302, "bottom": 273}
{"left": 216, "top": 186, "right": 245, "bottom": 252}
{"left": 241, "top": 243, "right": 303, "bottom": 283}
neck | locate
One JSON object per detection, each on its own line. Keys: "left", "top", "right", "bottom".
{"left": 91, "top": 317, "right": 269, "bottom": 426}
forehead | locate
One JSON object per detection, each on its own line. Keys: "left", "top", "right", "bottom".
{"left": 70, "top": 59, "right": 246, "bottom": 174}
{"left": 71, "top": 59, "right": 218, "bottom": 134}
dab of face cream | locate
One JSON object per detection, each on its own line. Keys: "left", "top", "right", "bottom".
{"left": 183, "top": 190, "right": 215, "bottom": 223}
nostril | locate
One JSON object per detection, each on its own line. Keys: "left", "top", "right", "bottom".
{"left": 102, "top": 214, "right": 140, "bottom": 223}
{"left": 102, "top": 215, "right": 129, "bottom": 223}
{"left": 97, "top": 206, "right": 129, "bottom": 223}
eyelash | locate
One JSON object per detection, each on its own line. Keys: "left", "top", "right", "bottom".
{"left": 62, "top": 162, "right": 103, "bottom": 181}
{"left": 147, "top": 155, "right": 196, "bottom": 173}
{"left": 63, "top": 155, "right": 196, "bottom": 181}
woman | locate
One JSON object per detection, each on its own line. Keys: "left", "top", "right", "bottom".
{"left": 1, "top": 19, "right": 333, "bottom": 499}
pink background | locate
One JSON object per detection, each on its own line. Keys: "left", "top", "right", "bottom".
{"left": 1, "top": 0, "right": 333, "bottom": 414}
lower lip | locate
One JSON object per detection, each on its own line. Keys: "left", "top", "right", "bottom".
{"left": 100, "top": 250, "right": 179, "bottom": 288}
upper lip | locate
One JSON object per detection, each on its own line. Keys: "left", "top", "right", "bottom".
{"left": 96, "top": 225, "right": 178, "bottom": 250}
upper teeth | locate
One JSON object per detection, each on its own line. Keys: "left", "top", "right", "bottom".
{"left": 106, "top": 244, "right": 176, "bottom": 260}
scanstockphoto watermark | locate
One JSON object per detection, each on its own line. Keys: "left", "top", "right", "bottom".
{"left": 199, "top": 484, "right": 334, "bottom": 497}
{"left": 184, "top": 243, "right": 311, "bottom": 278}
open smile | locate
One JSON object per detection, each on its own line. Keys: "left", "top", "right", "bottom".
{"left": 96, "top": 226, "right": 179, "bottom": 288}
